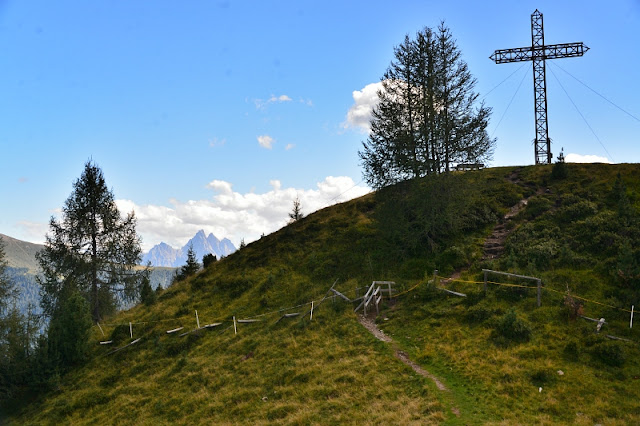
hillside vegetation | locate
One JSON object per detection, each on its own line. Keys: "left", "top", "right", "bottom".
{"left": 6, "top": 164, "right": 640, "bottom": 424}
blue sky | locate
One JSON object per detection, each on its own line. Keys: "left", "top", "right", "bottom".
{"left": 1, "top": 0, "right": 639, "bottom": 251}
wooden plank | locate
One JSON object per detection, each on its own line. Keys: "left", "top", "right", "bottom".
{"left": 275, "top": 312, "right": 301, "bottom": 324}
{"left": 331, "top": 288, "right": 351, "bottom": 302}
{"left": 605, "top": 334, "right": 633, "bottom": 343}
{"left": 482, "top": 269, "right": 539, "bottom": 282}
{"left": 438, "top": 288, "right": 467, "bottom": 297}
{"left": 203, "top": 322, "right": 222, "bottom": 329}
{"left": 107, "top": 338, "right": 141, "bottom": 356}
{"left": 166, "top": 326, "right": 184, "bottom": 334}
{"left": 580, "top": 315, "right": 608, "bottom": 324}
{"left": 237, "top": 319, "right": 260, "bottom": 323}
{"left": 373, "top": 281, "right": 395, "bottom": 285}
{"left": 99, "top": 340, "right": 113, "bottom": 345}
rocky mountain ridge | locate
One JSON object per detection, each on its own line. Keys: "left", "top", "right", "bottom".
{"left": 141, "top": 230, "right": 235, "bottom": 267}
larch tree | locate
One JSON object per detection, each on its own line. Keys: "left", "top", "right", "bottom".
{"left": 36, "top": 161, "right": 146, "bottom": 322}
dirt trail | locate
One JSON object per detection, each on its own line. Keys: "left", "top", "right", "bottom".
{"left": 356, "top": 168, "right": 543, "bottom": 419}
{"left": 482, "top": 168, "right": 542, "bottom": 261}
{"left": 357, "top": 314, "right": 458, "bottom": 416}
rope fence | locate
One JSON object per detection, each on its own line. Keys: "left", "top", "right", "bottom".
{"left": 93, "top": 270, "right": 636, "bottom": 354}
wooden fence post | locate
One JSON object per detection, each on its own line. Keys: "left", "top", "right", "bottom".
{"left": 537, "top": 279, "right": 542, "bottom": 307}
{"left": 233, "top": 316, "right": 237, "bottom": 335}
{"left": 129, "top": 322, "right": 133, "bottom": 339}
{"left": 483, "top": 270, "right": 488, "bottom": 292}
{"left": 310, "top": 301, "right": 314, "bottom": 321}
{"left": 631, "top": 305, "right": 635, "bottom": 329}
{"left": 195, "top": 310, "right": 200, "bottom": 329}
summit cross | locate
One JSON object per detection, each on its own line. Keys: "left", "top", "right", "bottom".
{"left": 490, "top": 9, "right": 589, "bottom": 164}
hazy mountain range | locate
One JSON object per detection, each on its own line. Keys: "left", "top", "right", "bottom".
{"left": 141, "top": 230, "right": 236, "bottom": 267}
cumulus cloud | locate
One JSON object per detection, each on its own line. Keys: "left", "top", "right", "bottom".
{"left": 343, "top": 82, "right": 383, "bottom": 134}
{"left": 565, "top": 153, "right": 612, "bottom": 164}
{"left": 116, "top": 176, "right": 370, "bottom": 251}
{"left": 257, "top": 135, "right": 274, "bottom": 149}
{"left": 285, "top": 143, "right": 295, "bottom": 151}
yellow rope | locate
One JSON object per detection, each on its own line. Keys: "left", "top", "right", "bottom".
{"left": 394, "top": 281, "right": 423, "bottom": 297}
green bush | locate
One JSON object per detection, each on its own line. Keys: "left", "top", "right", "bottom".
{"left": 556, "top": 200, "right": 597, "bottom": 223}
{"left": 466, "top": 303, "right": 496, "bottom": 324}
{"left": 495, "top": 308, "right": 532, "bottom": 343}
{"left": 590, "top": 340, "right": 626, "bottom": 367}
{"left": 524, "top": 196, "right": 553, "bottom": 220}
{"left": 563, "top": 340, "right": 581, "bottom": 361}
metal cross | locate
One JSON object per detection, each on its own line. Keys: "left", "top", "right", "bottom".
{"left": 490, "top": 10, "right": 589, "bottom": 164}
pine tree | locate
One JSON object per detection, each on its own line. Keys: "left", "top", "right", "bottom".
{"left": 551, "top": 148, "right": 568, "bottom": 180}
{"left": 47, "top": 291, "right": 92, "bottom": 369}
{"left": 36, "top": 161, "right": 146, "bottom": 322}
{"left": 139, "top": 275, "right": 156, "bottom": 306}
{"left": 202, "top": 253, "right": 217, "bottom": 268}
{"left": 359, "top": 23, "right": 494, "bottom": 188}
{"left": 177, "top": 244, "right": 200, "bottom": 280}
{"left": 288, "top": 197, "right": 305, "bottom": 222}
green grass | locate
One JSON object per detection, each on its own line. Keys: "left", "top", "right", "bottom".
{"left": 6, "top": 163, "right": 640, "bottom": 424}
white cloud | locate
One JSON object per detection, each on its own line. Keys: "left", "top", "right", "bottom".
{"left": 254, "top": 94, "right": 293, "bottom": 109}
{"left": 209, "top": 137, "right": 226, "bottom": 147}
{"left": 285, "top": 143, "right": 295, "bottom": 151}
{"left": 565, "top": 153, "right": 612, "bottom": 164}
{"left": 272, "top": 94, "right": 292, "bottom": 102}
{"left": 257, "top": 135, "right": 274, "bottom": 149}
{"left": 299, "top": 98, "right": 313, "bottom": 107}
{"left": 116, "top": 176, "right": 370, "bottom": 251}
{"left": 15, "top": 221, "right": 48, "bottom": 244}
{"left": 343, "top": 82, "right": 383, "bottom": 134}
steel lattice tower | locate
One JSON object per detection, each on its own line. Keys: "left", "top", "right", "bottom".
{"left": 490, "top": 10, "right": 589, "bottom": 164}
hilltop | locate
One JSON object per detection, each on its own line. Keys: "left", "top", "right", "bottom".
{"left": 6, "top": 163, "right": 640, "bottom": 424}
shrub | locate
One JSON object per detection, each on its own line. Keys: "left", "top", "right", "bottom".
{"left": 466, "top": 303, "right": 496, "bottom": 324}
{"left": 524, "top": 196, "right": 553, "bottom": 220}
{"left": 590, "top": 340, "right": 626, "bottom": 367}
{"left": 530, "top": 368, "right": 557, "bottom": 387}
{"left": 495, "top": 308, "right": 532, "bottom": 343}
{"left": 563, "top": 340, "right": 581, "bottom": 361}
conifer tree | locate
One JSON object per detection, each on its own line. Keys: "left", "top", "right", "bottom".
{"left": 177, "top": 244, "right": 200, "bottom": 280}
{"left": 36, "top": 161, "right": 146, "bottom": 322}
{"left": 360, "top": 23, "right": 494, "bottom": 188}
{"left": 289, "top": 197, "right": 304, "bottom": 222}
{"left": 202, "top": 253, "right": 217, "bottom": 268}
{"left": 47, "top": 291, "right": 92, "bottom": 368}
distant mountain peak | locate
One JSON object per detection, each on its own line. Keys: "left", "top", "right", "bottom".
{"left": 142, "top": 230, "right": 236, "bottom": 267}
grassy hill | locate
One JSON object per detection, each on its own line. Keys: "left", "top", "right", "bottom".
{"left": 0, "top": 234, "right": 43, "bottom": 273}
{"left": 5, "top": 164, "right": 640, "bottom": 424}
